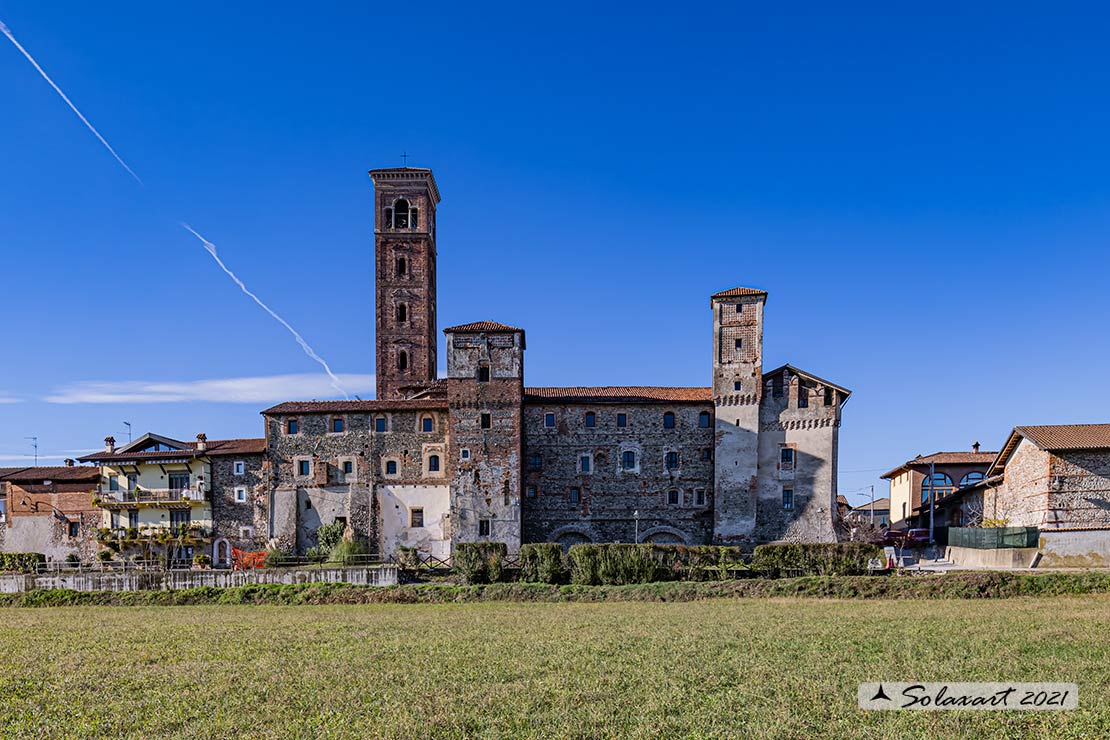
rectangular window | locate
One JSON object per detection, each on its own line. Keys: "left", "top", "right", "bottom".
{"left": 782, "top": 487, "right": 794, "bottom": 510}
{"left": 68, "top": 520, "right": 80, "bottom": 538}
{"left": 667, "top": 489, "right": 679, "bottom": 505}
{"left": 342, "top": 460, "right": 354, "bottom": 475}
{"left": 480, "top": 413, "right": 492, "bottom": 429}
{"left": 772, "top": 377, "right": 784, "bottom": 398}
{"left": 126, "top": 473, "right": 138, "bottom": 491}
{"left": 734, "top": 338, "right": 743, "bottom": 350}
{"left": 234, "top": 487, "right": 247, "bottom": 503}
{"left": 233, "top": 460, "right": 245, "bottom": 476}
{"left": 569, "top": 488, "right": 580, "bottom": 504}
{"left": 168, "top": 473, "right": 190, "bottom": 492}
{"left": 298, "top": 460, "right": 311, "bottom": 477}
{"left": 617, "top": 413, "right": 627, "bottom": 428}
{"left": 733, "top": 381, "right": 742, "bottom": 392}
{"left": 824, "top": 387, "right": 835, "bottom": 406}
{"left": 128, "top": 509, "right": 139, "bottom": 528}
{"left": 240, "top": 526, "right": 254, "bottom": 539}
{"left": 700, "top": 448, "right": 712, "bottom": 462}
{"left": 108, "top": 475, "right": 119, "bottom": 492}
{"left": 665, "top": 451, "right": 679, "bottom": 470}
{"left": 332, "top": 418, "right": 345, "bottom": 433}
{"left": 694, "top": 489, "right": 706, "bottom": 506}
{"left": 477, "top": 365, "right": 490, "bottom": 382}
{"left": 410, "top": 507, "right": 424, "bottom": 528}
{"left": 461, "top": 448, "right": 471, "bottom": 460}
{"left": 422, "top": 416, "right": 434, "bottom": 432}
{"left": 780, "top": 448, "right": 795, "bottom": 470}
{"left": 735, "top": 303, "right": 743, "bottom": 313}
{"left": 584, "top": 412, "right": 596, "bottom": 428}
{"left": 170, "top": 509, "right": 191, "bottom": 533}
{"left": 375, "top": 417, "right": 388, "bottom": 433}
{"left": 580, "top": 456, "right": 591, "bottom": 474}
{"left": 526, "top": 486, "right": 537, "bottom": 498}
{"left": 478, "top": 519, "right": 491, "bottom": 537}
{"left": 798, "top": 386, "right": 809, "bottom": 408}
{"left": 529, "top": 454, "right": 542, "bottom": 470}
{"left": 544, "top": 413, "right": 556, "bottom": 428}
{"left": 621, "top": 451, "right": 636, "bottom": 470}
{"left": 287, "top": 419, "right": 299, "bottom": 435}
{"left": 386, "top": 460, "right": 398, "bottom": 475}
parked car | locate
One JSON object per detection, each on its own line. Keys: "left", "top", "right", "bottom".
{"left": 871, "top": 529, "right": 905, "bottom": 547}
{"left": 903, "top": 528, "right": 931, "bottom": 547}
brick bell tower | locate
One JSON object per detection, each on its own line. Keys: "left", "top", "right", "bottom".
{"left": 370, "top": 167, "right": 441, "bottom": 400}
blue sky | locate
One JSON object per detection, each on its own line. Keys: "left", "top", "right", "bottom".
{"left": 2, "top": 2, "right": 1109, "bottom": 505}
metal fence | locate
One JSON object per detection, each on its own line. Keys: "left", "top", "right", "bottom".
{"left": 948, "top": 526, "right": 1040, "bottom": 549}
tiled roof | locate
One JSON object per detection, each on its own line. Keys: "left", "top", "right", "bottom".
{"left": 852, "top": 497, "right": 891, "bottom": 512}
{"left": 1017, "top": 424, "right": 1110, "bottom": 451}
{"left": 711, "top": 286, "right": 768, "bottom": 299}
{"left": 443, "top": 321, "right": 525, "bottom": 333}
{"left": 882, "top": 451, "right": 996, "bottom": 479}
{"left": 0, "top": 466, "right": 101, "bottom": 483}
{"left": 524, "top": 386, "right": 712, "bottom": 404}
{"left": 261, "top": 399, "right": 449, "bottom": 414}
{"left": 79, "top": 438, "right": 266, "bottom": 463}
{"left": 762, "top": 364, "right": 852, "bottom": 397}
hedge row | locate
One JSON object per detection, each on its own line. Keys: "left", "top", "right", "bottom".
{"left": 751, "top": 542, "right": 883, "bottom": 577}
{"left": 4, "top": 571, "right": 1110, "bottom": 606}
{"left": 0, "top": 553, "right": 45, "bottom": 573}
{"left": 454, "top": 542, "right": 507, "bottom": 584}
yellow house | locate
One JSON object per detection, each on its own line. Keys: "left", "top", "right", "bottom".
{"left": 80, "top": 432, "right": 219, "bottom": 563}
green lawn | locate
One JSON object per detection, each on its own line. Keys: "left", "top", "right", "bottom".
{"left": 1, "top": 597, "right": 1108, "bottom": 739}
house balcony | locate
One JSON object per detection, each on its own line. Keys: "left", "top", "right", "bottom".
{"left": 93, "top": 487, "right": 208, "bottom": 509}
{"left": 95, "top": 524, "right": 214, "bottom": 546}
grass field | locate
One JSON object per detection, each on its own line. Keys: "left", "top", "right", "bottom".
{"left": 1, "top": 597, "right": 1108, "bottom": 739}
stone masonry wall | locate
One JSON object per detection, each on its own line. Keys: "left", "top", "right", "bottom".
{"left": 210, "top": 454, "right": 267, "bottom": 557}
{"left": 1046, "top": 450, "right": 1110, "bottom": 529}
{"left": 992, "top": 438, "right": 1050, "bottom": 527}
{"left": 522, "top": 403, "right": 715, "bottom": 546}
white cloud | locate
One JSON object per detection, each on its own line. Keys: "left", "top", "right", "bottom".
{"left": 0, "top": 393, "right": 22, "bottom": 404}
{"left": 44, "top": 373, "right": 374, "bottom": 404}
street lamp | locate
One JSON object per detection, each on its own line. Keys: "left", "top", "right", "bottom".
{"left": 633, "top": 509, "right": 640, "bottom": 543}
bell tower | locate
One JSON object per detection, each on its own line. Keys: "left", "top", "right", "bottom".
{"left": 369, "top": 167, "right": 441, "bottom": 399}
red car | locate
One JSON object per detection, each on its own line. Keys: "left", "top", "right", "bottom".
{"left": 904, "top": 528, "right": 931, "bottom": 547}
{"left": 872, "top": 528, "right": 932, "bottom": 548}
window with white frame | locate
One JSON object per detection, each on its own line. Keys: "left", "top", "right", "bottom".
{"left": 234, "top": 487, "right": 247, "bottom": 503}
{"left": 780, "top": 447, "right": 795, "bottom": 472}
{"left": 579, "top": 455, "right": 592, "bottom": 474}
{"left": 239, "top": 526, "right": 254, "bottom": 539}
{"left": 667, "top": 489, "right": 680, "bottom": 505}
{"left": 460, "top": 448, "right": 471, "bottom": 461}
{"left": 233, "top": 460, "right": 245, "bottom": 476}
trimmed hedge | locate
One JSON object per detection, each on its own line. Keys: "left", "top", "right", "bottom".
{"left": 0, "top": 553, "right": 46, "bottom": 573}
{"left": 751, "top": 542, "right": 882, "bottom": 577}
{"left": 455, "top": 542, "right": 508, "bottom": 584}
{"left": 566, "top": 544, "right": 751, "bottom": 585}
{"left": 519, "top": 543, "right": 568, "bottom": 584}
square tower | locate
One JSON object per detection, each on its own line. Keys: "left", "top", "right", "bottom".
{"left": 369, "top": 167, "right": 441, "bottom": 400}
{"left": 710, "top": 286, "right": 767, "bottom": 543}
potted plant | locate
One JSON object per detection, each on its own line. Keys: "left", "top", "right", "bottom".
{"left": 192, "top": 553, "right": 212, "bottom": 570}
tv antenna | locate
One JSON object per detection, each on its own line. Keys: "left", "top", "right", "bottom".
{"left": 25, "top": 436, "right": 38, "bottom": 466}
{"left": 123, "top": 421, "right": 132, "bottom": 443}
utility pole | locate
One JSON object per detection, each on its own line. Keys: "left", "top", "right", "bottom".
{"left": 869, "top": 485, "right": 875, "bottom": 525}
{"left": 634, "top": 510, "right": 640, "bottom": 544}
{"left": 25, "top": 436, "right": 38, "bottom": 466}
{"left": 123, "top": 421, "right": 132, "bottom": 444}
{"left": 929, "top": 460, "right": 936, "bottom": 546}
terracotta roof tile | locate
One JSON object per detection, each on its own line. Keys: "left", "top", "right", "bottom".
{"left": 882, "top": 451, "right": 996, "bottom": 479}
{"left": 443, "top": 321, "right": 525, "bottom": 333}
{"left": 1017, "top": 424, "right": 1110, "bottom": 451}
{"left": 0, "top": 466, "right": 101, "bottom": 483}
{"left": 79, "top": 438, "right": 266, "bottom": 463}
{"left": 524, "top": 386, "right": 712, "bottom": 404}
{"left": 261, "top": 399, "right": 449, "bottom": 414}
{"left": 711, "top": 286, "right": 768, "bottom": 299}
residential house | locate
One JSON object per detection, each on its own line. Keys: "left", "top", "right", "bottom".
{"left": 0, "top": 462, "right": 101, "bottom": 561}
{"left": 881, "top": 444, "right": 996, "bottom": 528}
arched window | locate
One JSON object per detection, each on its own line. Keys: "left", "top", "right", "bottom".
{"left": 698, "top": 411, "right": 711, "bottom": 428}
{"left": 960, "top": 472, "right": 985, "bottom": 488}
{"left": 393, "top": 198, "right": 410, "bottom": 228}
{"left": 398, "top": 351, "right": 408, "bottom": 371}
{"left": 663, "top": 411, "right": 675, "bottom": 429}
{"left": 385, "top": 460, "right": 398, "bottom": 475}
{"left": 396, "top": 303, "right": 407, "bottom": 323}
{"left": 396, "top": 256, "right": 408, "bottom": 276}
{"left": 921, "top": 473, "right": 954, "bottom": 503}
{"left": 427, "top": 455, "right": 440, "bottom": 473}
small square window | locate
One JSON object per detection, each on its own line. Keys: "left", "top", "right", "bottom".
{"left": 287, "top": 419, "right": 299, "bottom": 435}
{"left": 734, "top": 381, "right": 742, "bottom": 392}
{"left": 700, "top": 448, "right": 712, "bottom": 462}
{"left": 410, "top": 507, "right": 424, "bottom": 528}
{"left": 580, "top": 456, "right": 591, "bottom": 474}
{"left": 478, "top": 519, "right": 492, "bottom": 537}
{"left": 342, "top": 461, "right": 354, "bottom": 475}
{"left": 526, "top": 486, "right": 537, "bottom": 498}
{"left": 617, "top": 413, "right": 627, "bottom": 428}
{"left": 480, "top": 413, "right": 492, "bottom": 429}
{"left": 67, "top": 521, "right": 80, "bottom": 538}
{"left": 385, "top": 460, "right": 398, "bottom": 475}
{"left": 332, "top": 418, "right": 345, "bottom": 433}
{"left": 734, "top": 338, "right": 743, "bottom": 350}
{"left": 297, "top": 460, "right": 311, "bottom": 477}
{"left": 544, "top": 413, "right": 556, "bottom": 428}
{"left": 234, "top": 487, "right": 247, "bottom": 503}
{"left": 569, "top": 488, "right": 580, "bottom": 504}
{"left": 667, "top": 489, "right": 679, "bottom": 506}
{"left": 233, "top": 461, "right": 245, "bottom": 476}
{"left": 375, "top": 417, "right": 388, "bottom": 433}
{"left": 239, "top": 526, "right": 254, "bottom": 539}
{"left": 461, "top": 448, "right": 471, "bottom": 460}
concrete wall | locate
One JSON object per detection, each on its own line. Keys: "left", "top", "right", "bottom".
{"left": 1037, "top": 530, "right": 1110, "bottom": 568}
{"left": 0, "top": 564, "right": 398, "bottom": 593}
{"left": 379, "top": 484, "right": 450, "bottom": 559}
{"left": 946, "top": 546, "right": 1039, "bottom": 569}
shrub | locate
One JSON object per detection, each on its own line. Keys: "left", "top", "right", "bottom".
{"left": 329, "top": 537, "right": 372, "bottom": 565}
{"left": 454, "top": 542, "right": 508, "bottom": 584}
{"left": 193, "top": 554, "right": 212, "bottom": 567}
{"left": 394, "top": 546, "right": 421, "bottom": 570}
{"left": 568, "top": 544, "right": 670, "bottom": 585}
{"left": 263, "top": 548, "right": 287, "bottom": 568}
{"left": 751, "top": 542, "right": 882, "bottom": 577}
{"left": 315, "top": 521, "right": 347, "bottom": 555}
{"left": 519, "top": 543, "right": 568, "bottom": 584}
{"left": 95, "top": 550, "right": 114, "bottom": 564}
{"left": 0, "top": 553, "right": 46, "bottom": 573}
{"left": 64, "top": 553, "right": 81, "bottom": 567}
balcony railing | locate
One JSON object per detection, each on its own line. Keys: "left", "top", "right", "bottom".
{"left": 95, "top": 487, "right": 207, "bottom": 505}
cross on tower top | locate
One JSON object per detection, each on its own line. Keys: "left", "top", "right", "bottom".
{"left": 401, "top": 152, "right": 409, "bottom": 166}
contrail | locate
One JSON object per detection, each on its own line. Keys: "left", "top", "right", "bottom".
{"left": 0, "top": 20, "right": 143, "bottom": 185}
{"left": 181, "top": 223, "right": 349, "bottom": 399}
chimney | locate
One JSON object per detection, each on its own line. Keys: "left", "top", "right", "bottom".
{"left": 973, "top": 441, "right": 980, "bottom": 453}
{"left": 196, "top": 433, "right": 208, "bottom": 452}
{"left": 104, "top": 436, "right": 116, "bottom": 454}
{"left": 64, "top": 459, "right": 75, "bottom": 467}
